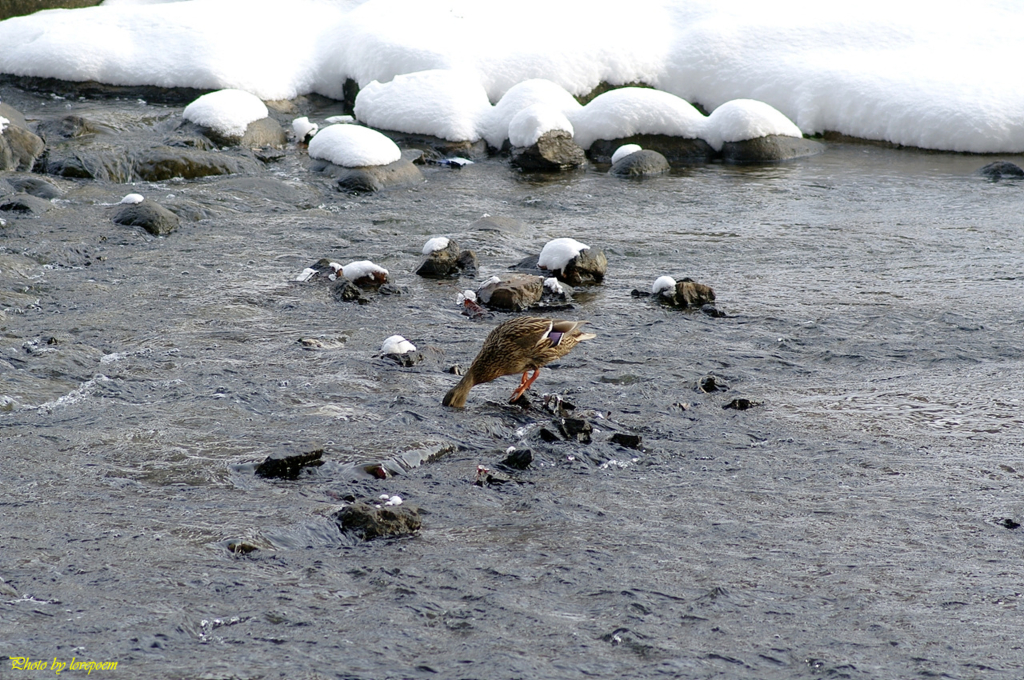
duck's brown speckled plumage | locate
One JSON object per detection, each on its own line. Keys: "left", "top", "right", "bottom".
{"left": 442, "top": 316, "right": 595, "bottom": 408}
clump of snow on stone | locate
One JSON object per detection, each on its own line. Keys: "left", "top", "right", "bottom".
{"left": 570, "top": 88, "right": 706, "bottom": 150}
{"left": 291, "top": 116, "right": 318, "bottom": 141}
{"left": 295, "top": 268, "right": 318, "bottom": 282}
{"left": 324, "top": 115, "right": 354, "bottom": 124}
{"left": 119, "top": 193, "right": 144, "bottom": 204}
{"left": 456, "top": 290, "right": 477, "bottom": 304}
{"left": 0, "top": 116, "right": 8, "bottom": 134}
{"left": 381, "top": 335, "right": 416, "bottom": 355}
{"left": 652, "top": 275, "right": 676, "bottom": 295}
{"left": 482, "top": 79, "right": 582, "bottom": 149}
{"left": 702, "top": 99, "right": 803, "bottom": 151}
{"left": 342, "top": 260, "right": 388, "bottom": 280}
{"left": 544, "top": 277, "right": 564, "bottom": 294}
{"left": 538, "top": 238, "right": 589, "bottom": 271}
{"left": 422, "top": 237, "right": 450, "bottom": 254}
{"left": 611, "top": 144, "right": 642, "bottom": 164}
{"left": 482, "top": 275, "right": 501, "bottom": 286}
{"left": 182, "top": 89, "right": 267, "bottom": 138}
{"left": 508, "top": 103, "right": 574, "bottom": 148}
{"left": 307, "top": 124, "right": 401, "bottom": 168}
{"left": 354, "top": 69, "right": 492, "bottom": 142}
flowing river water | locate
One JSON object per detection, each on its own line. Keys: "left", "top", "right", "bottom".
{"left": 2, "top": 82, "right": 1023, "bottom": 679}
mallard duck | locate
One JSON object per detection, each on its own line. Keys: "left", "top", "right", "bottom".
{"left": 442, "top": 316, "right": 596, "bottom": 408}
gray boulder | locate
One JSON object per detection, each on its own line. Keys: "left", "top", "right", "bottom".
{"left": 609, "top": 149, "right": 670, "bottom": 177}
{"left": 134, "top": 146, "right": 260, "bottom": 181}
{"left": 4, "top": 176, "right": 61, "bottom": 199}
{"left": 978, "top": 161, "right": 1024, "bottom": 180}
{"left": 510, "top": 130, "right": 586, "bottom": 171}
{"left": 588, "top": 133, "right": 716, "bottom": 165}
{"left": 113, "top": 200, "right": 180, "bottom": 236}
{"left": 319, "top": 158, "right": 424, "bottom": 193}
{"left": 545, "top": 248, "right": 607, "bottom": 286}
{"left": 416, "top": 239, "right": 477, "bottom": 278}
{"left": 720, "top": 134, "right": 824, "bottom": 164}
{"left": 0, "top": 193, "right": 53, "bottom": 216}
{"left": 476, "top": 274, "right": 544, "bottom": 311}
{"left": 185, "top": 117, "right": 286, "bottom": 148}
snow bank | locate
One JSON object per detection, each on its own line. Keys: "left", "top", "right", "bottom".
{"left": 482, "top": 79, "right": 582, "bottom": 149}
{"left": 508, "top": 104, "right": 574, "bottom": 148}
{"left": 569, "top": 88, "right": 706, "bottom": 150}
{"left": 353, "top": 70, "right": 492, "bottom": 142}
{"left": 2, "top": 0, "right": 1024, "bottom": 152}
{"left": 538, "top": 238, "right": 588, "bottom": 271}
{"left": 182, "top": 89, "right": 268, "bottom": 138}
{"left": 307, "top": 124, "right": 401, "bottom": 167}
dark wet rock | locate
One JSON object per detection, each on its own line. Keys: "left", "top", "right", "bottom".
{"left": 559, "top": 417, "right": 593, "bottom": 444}
{"left": 35, "top": 115, "right": 103, "bottom": 142}
{"left": 543, "top": 248, "right": 607, "bottom": 286}
{"left": 384, "top": 351, "right": 424, "bottom": 367}
{"left": 134, "top": 146, "right": 260, "bottom": 181}
{"left": 227, "top": 541, "right": 260, "bottom": 554}
{"left": 656, "top": 278, "right": 716, "bottom": 308}
{"left": 978, "top": 161, "right": 1024, "bottom": 180}
{"left": 184, "top": 116, "right": 287, "bottom": 148}
{"left": 499, "top": 447, "right": 534, "bottom": 470}
{"left": 416, "top": 238, "right": 476, "bottom": 278}
{"left": 475, "top": 466, "right": 513, "bottom": 487}
{"left": 447, "top": 364, "right": 466, "bottom": 376}
{"left": 609, "top": 149, "right": 670, "bottom": 177}
{"left": 469, "top": 215, "right": 529, "bottom": 235}
{"left": 0, "top": 123, "right": 45, "bottom": 172}
{"left": 720, "top": 134, "right": 824, "bottom": 164}
{"left": 588, "top": 134, "right": 716, "bottom": 165}
{"left": 299, "top": 258, "right": 341, "bottom": 283}
{"left": 510, "top": 130, "right": 586, "bottom": 171}
{"left": 610, "top": 433, "right": 643, "bottom": 449}
{"left": 253, "top": 146, "right": 286, "bottom": 164}
{"left": 37, "top": 142, "right": 133, "bottom": 181}
{"left": 333, "top": 500, "right": 421, "bottom": 540}
{"left": 3, "top": 175, "right": 61, "bottom": 199}
{"left": 331, "top": 279, "right": 367, "bottom": 304}
{"left": 476, "top": 274, "right": 544, "bottom": 311}
{"left": 701, "top": 303, "right": 726, "bottom": 318}
{"left": 539, "top": 427, "right": 561, "bottom": 442}
{"left": 995, "top": 517, "right": 1020, "bottom": 530}
{"left": 316, "top": 158, "right": 424, "bottom": 193}
{"left": 698, "top": 375, "right": 726, "bottom": 393}
{"left": 377, "top": 130, "right": 489, "bottom": 161}
{"left": 541, "top": 277, "right": 573, "bottom": 302}
{"left": 377, "top": 282, "right": 405, "bottom": 296}
{"left": 723, "top": 398, "right": 759, "bottom": 410}
{"left": 0, "top": 193, "right": 52, "bottom": 215}
{"left": 113, "top": 199, "right": 181, "bottom": 236}
{"left": 254, "top": 448, "right": 325, "bottom": 480}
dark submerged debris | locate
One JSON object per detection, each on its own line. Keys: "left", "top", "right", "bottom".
{"left": 610, "top": 433, "right": 643, "bottom": 449}
{"left": 499, "top": 448, "right": 534, "bottom": 470}
{"left": 254, "top": 448, "right": 325, "bottom": 480}
{"left": 978, "top": 161, "right": 1024, "bottom": 180}
{"left": 723, "top": 398, "right": 760, "bottom": 410}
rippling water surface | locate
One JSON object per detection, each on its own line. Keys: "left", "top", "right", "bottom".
{"left": 2, "top": 84, "right": 1023, "bottom": 679}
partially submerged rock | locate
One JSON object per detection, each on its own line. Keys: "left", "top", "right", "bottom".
{"left": 610, "top": 149, "right": 670, "bottom": 177}
{"left": 415, "top": 237, "right": 477, "bottom": 278}
{"left": 647, "top": 276, "right": 717, "bottom": 309}
{"left": 333, "top": 499, "right": 421, "bottom": 540}
{"left": 113, "top": 199, "right": 181, "bottom": 236}
{"left": 476, "top": 274, "right": 544, "bottom": 311}
{"left": 588, "top": 134, "right": 716, "bottom": 165}
{"left": 317, "top": 158, "right": 424, "bottom": 193}
{"left": 978, "top": 161, "right": 1024, "bottom": 180}
{"left": 720, "top": 134, "right": 824, "bottom": 164}
{"left": 3, "top": 175, "right": 61, "bottom": 199}
{"left": 510, "top": 129, "right": 586, "bottom": 171}
{"left": 254, "top": 448, "right": 325, "bottom": 480}
{"left": 134, "top": 146, "right": 260, "bottom": 181}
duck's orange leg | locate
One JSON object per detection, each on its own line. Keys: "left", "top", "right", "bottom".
{"left": 509, "top": 368, "right": 541, "bottom": 402}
